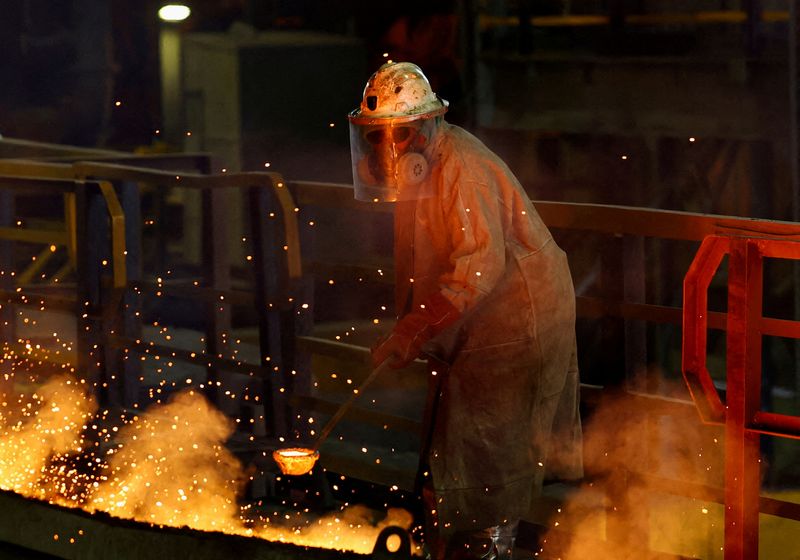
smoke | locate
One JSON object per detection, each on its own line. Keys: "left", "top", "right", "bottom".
{"left": 251, "top": 504, "right": 416, "bottom": 553}
{"left": 86, "top": 387, "right": 419, "bottom": 551}
{"left": 540, "top": 378, "right": 727, "bottom": 560}
{"left": 0, "top": 372, "right": 418, "bottom": 554}
{"left": 0, "top": 375, "right": 97, "bottom": 503}
{"left": 87, "top": 389, "right": 249, "bottom": 533}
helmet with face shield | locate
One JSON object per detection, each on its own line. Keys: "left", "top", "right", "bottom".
{"left": 348, "top": 62, "right": 448, "bottom": 202}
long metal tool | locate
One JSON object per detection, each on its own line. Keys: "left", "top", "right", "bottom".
{"left": 273, "top": 360, "right": 393, "bottom": 475}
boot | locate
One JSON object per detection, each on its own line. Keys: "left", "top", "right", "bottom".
{"left": 447, "top": 521, "right": 518, "bottom": 560}
{"left": 475, "top": 521, "right": 518, "bottom": 559}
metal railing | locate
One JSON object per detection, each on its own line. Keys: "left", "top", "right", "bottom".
{"left": 0, "top": 173, "right": 126, "bottom": 385}
{"left": 684, "top": 235, "right": 800, "bottom": 560}
{"left": 3, "top": 152, "right": 800, "bottom": 556}
{"left": 479, "top": 10, "right": 790, "bottom": 30}
{"left": 0, "top": 157, "right": 304, "bottom": 440}
{"left": 288, "top": 180, "right": 800, "bottom": 557}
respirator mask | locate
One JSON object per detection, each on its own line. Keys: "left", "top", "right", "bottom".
{"left": 349, "top": 115, "right": 442, "bottom": 202}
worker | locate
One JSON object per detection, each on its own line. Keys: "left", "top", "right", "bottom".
{"left": 348, "top": 62, "right": 582, "bottom": 559}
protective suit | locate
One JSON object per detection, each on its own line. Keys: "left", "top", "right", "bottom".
{"left": 349, "top": 62, "right": 582, "bottom": 558}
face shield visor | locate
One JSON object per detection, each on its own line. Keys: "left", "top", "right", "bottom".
{"left": 348, "top": 112, "right": 444, "bottom": 203}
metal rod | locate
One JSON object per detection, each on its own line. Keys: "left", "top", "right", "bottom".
{"left": 311, "top": 361, "right": 392, "bottom": 452}
{"left": 722, "top": 239, "right": 761, "bottom": 560}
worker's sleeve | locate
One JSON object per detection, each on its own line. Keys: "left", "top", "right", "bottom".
{"left": 372, "top": 176, "right": 507, "bottom": 369}
{"left": 438, "top": 178, "right": 506, "bottom": 314}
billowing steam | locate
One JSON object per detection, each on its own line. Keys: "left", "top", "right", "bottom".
{"left": 88, "top": 389, "right": 247, "bottom": 533}
{"left": 0, "top": 375, "right": 96, "bottom": 503}
{"left": 0, "top": 372, "right": 415, "bottom": 554}
{"left": 539, "top": 380, "right": 726, "bottom": 559}
{"left": 253, "top": 504, "right": 414, "bottom": 551}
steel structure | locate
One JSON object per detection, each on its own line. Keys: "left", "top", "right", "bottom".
{"left": 5, "top": 141, "right": 800, "bottom": 556}
{"left": 684, "top": 235, "right": 800, "bottom": 559}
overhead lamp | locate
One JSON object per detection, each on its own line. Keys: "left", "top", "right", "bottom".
{"left": 158, "top": 4, "right": 191, "bottom": 23}
{"left": 158, "top": 4, "right": 190, "bottom": 145}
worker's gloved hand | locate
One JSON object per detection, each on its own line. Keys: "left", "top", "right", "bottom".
{"left": 372, "top": 292, "right": 461, "bottom": 369}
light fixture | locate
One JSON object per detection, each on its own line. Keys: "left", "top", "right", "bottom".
{"left": 158, "top": 4, "right": 191, "bottom": 23}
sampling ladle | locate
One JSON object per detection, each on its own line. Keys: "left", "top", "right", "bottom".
{"left": 273, "top": 360, "right": 392, "bottom": 476}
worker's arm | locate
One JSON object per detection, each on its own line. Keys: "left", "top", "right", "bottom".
{"left": 437, "top": 178, "right": 507, "bottom": 314}
{"left": 373, "top": 177, "right": 506, "bottom": 369}
{"left": 372, "top": 291, "right": 460, "bottom": 368}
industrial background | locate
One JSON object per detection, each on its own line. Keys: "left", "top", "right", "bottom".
{"left": 0, "top": 0, "right": 799, "bottom": 559}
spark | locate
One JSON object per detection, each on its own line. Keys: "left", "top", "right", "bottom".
{"left": 0, "top": 340, "right": 418, "bottom": 553}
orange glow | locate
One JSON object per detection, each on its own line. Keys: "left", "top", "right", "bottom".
{"left": 0, "top": 362, "right": 418, "bottom": 554}
{"left": 273, "top": 448, "right": 319, "bottom": 476}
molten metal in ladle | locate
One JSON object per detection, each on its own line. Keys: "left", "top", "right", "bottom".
{"left": 273, "top": 361, "right": 391, "bottom": 476}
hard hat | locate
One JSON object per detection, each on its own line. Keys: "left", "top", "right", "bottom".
{"left": 348, "top": 62, "right": 448, "bottom": 202}
{"left": 350, "top": 62, "right": 448, "bottom": 123}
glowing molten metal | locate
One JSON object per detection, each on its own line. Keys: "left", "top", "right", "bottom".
{"left": 0, "top": 372, "right": 416, "bottom": 554}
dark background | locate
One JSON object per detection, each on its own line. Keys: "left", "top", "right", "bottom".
{"left": 1, "top": 0, "right": 796, "bottom": 218}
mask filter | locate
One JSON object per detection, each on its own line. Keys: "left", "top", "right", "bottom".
{"left": 397, "top": 152, "right": 428, "bottom": 186}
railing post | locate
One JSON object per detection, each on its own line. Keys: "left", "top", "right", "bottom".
{"left": 119, "top": 180, "right": 142, "bottom": 408}
{"left": 600, "top": 233, "right": 650, "bottom": 549}
{"left": 623, "top": 234, "right": 648, "bottom": 390}
{"left": 248, "top": 182, "right": 290, "bottom": 438}
{"left": 724, "top": 238, "right": 762, "bottom": 559}
{"left": 74, "top": 182, "right": 108, "bottom": 401}
{"left": 0, "top": 185, "right": 15, "bottom": 406}
{"left": 790, "top": 0, "right": 800, "bottom": 416}
{"left": 599, "top": 234, "right": 625, "bottom": 386}
{"left": 201, "top": 187, "right": 232, "bottom": 406}
{"left": 0, "top": 189, "right": 14, "bottom": 352}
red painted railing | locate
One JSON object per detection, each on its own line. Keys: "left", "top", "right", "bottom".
{"left": 683, "top": 235, "right": 800, "bottom": 560}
